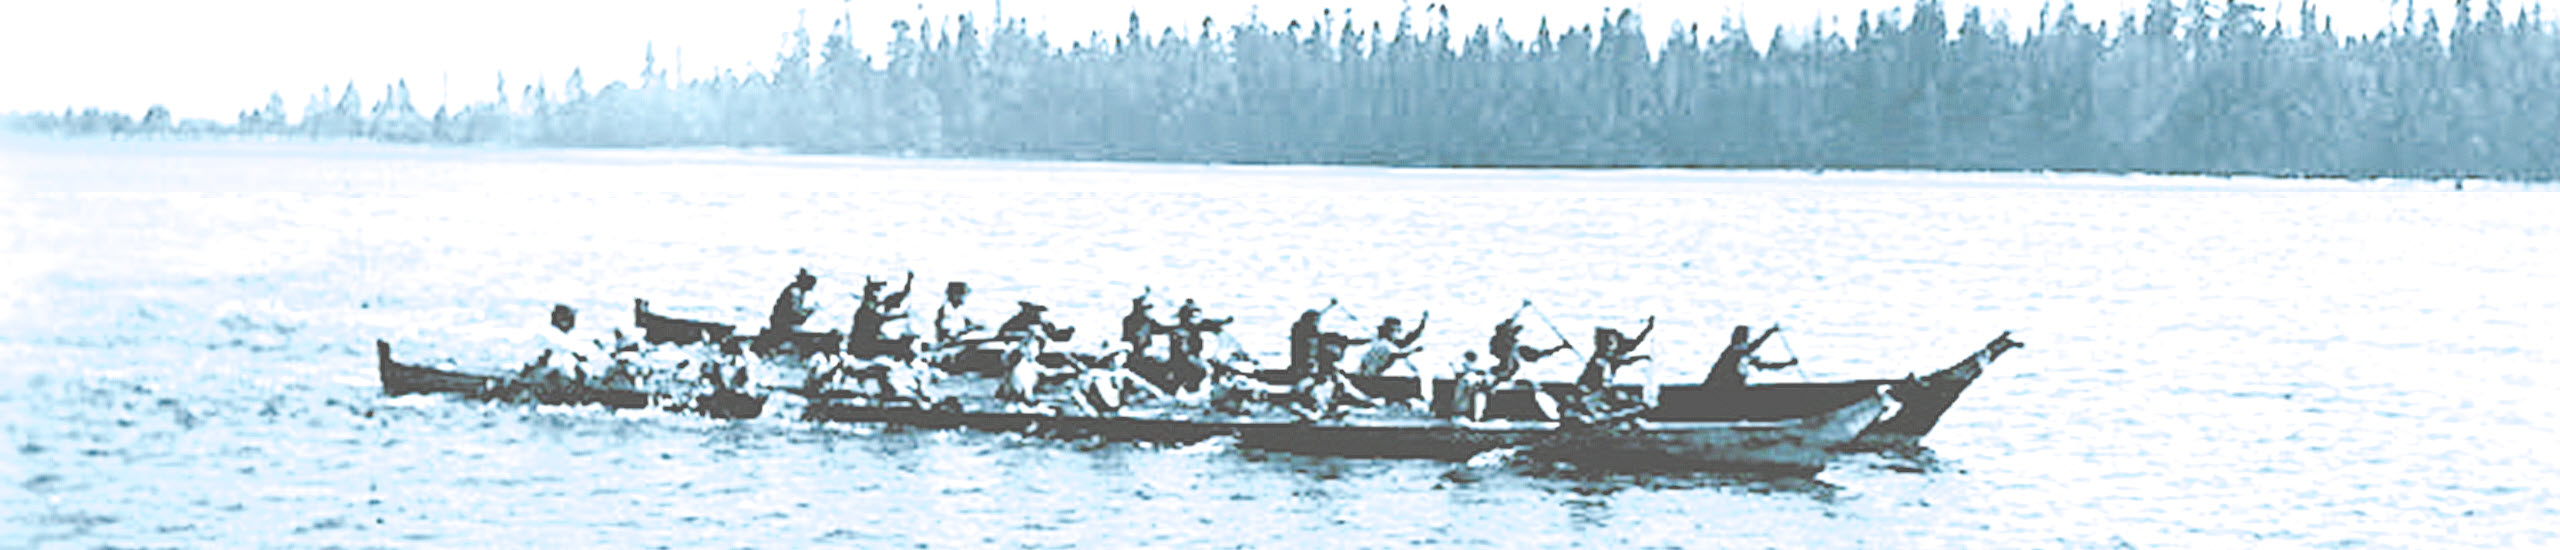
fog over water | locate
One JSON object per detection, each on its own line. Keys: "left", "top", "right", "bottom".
{"left": 2, "top": 139, "right": 2554, "bottom": 547}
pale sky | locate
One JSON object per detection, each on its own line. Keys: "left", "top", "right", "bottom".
{"left": 0, "top": 0, "right": 2494, "bottom": 120}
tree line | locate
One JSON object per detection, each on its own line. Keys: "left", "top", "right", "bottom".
{"left": 10, "top": 0, "right": 2558, "bottom": 180}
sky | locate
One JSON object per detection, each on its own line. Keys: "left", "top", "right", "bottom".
{"left": 0, "top": 0, "right": 2511, "bottom": 120}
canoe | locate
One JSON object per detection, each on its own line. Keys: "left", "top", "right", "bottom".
{"left": 803, "top": 391, "right": 1882, "bottom": 473}
{"left": 375, "top": 340, "right": 503, "bottom": 397}
{"left": 1339, "top": 331, "right": 2023, "bottom": 450}
{"left": 375, "top": 339, "right": 661, "bottom": 411}
{"left": 633, "top": 298, "right": 737, "bottom": 345}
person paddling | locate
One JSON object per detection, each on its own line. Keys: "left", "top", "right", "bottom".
{"left": 849, "top": 274, "right": 919, "bottom": 361}
{"left": 934, "top": 281, "right": 985, "bottom": 346}
{"left": 756, "top": 269, "right": 820, "bottom": 355}
{"left": 1705, "top": 324, "right": 1795, "bottom": 390}
{"left": 1120, "top": 288, "right": 1163, "bottom": 361}
{"left": 1072, "top": 352, "right": 1168, "bottom": 416}
{"left": 1576, "top": 317, "right": 1656, "bottom": 391}
{"left": 1355, "top": 313, "right": 1430, "bottom": 377}
{"left": 1159, "top": 299, "right": 1233, "bottom": 394}
{"left": 1561, "top": 317, "right": 1656, "bottom": 425}
{"left": 1488, "top": 316, "right": 1570, "bottom": 384}
{"left": 526, "top": 303, "right": 600, "bottom": 384}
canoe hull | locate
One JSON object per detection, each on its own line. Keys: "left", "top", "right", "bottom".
{"left": 633, "top": 298, "right": 737, "bottom": 345}
{"left": 376, "top": 340, "right": 502, "bottom": 397}
{"left": 804, "top": 389, "right": 1885, "bottom": 473}
{"left": 374, "top": 340, "right": 670, "bottom": 412}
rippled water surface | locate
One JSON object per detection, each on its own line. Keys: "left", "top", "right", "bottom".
{"left": 4, "top": 139, "right": 2555, "bottom": 548}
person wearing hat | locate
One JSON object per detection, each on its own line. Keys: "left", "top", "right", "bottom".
{"left": 1354, "top": 312, "right": 1431, "bottom": 377}
{"left": 1119, "top": 288, "right": 1163, "bottom": 364}
{"left": 1487, "top": 316, "right": 1569, "bottom": 384}
{"left": 996, "top": 300, "right": 1074, "bottom": 343}
{"left": 1157, "top": 298, "right": 1234, "bottom": 394}
{"left": 758, "top": 269, "right": 820, "bottom": 355}
{"left": 849, "top": 273, "right": 918, "bottom": 361}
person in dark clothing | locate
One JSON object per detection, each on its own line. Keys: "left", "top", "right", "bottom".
{"left": 1120, "top": 289, "right": 1160, "bottom": 361}
{"left": 1705, "top": 324, "right": 1795, "bottom": 390}
{"left": 756, "top": 269, "right": 819, "bottom": 355}
{"left": 1487, "top": 317, "right": 1570, "bottom": 383}
{"left": 848, "top": 276, "right": 919, "bottom": 361}
{"left": 1286, "top": 304, "right": 1369, "bottom": 384}
{"left": 1575, "top": 316, "right": 1656, "bottom": 391}
{"left": 1159, "top": 299, "right": 1233, "bottom": 393}
{"left": 877, "top": 271, "right": 915, "bottom": 311}
{"left": 997, "top": 301, "right": 1075, "bottom": 342}
{"left": 1284, "top": 303, "right": 1380, "bottom": 416}
{"left": 1559, "top": 317, "right": 1657, "bottom": 426}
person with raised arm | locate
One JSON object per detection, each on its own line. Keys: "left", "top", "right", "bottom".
{"left": 1354, "top": 312, "right": 1430, "bottom": 377}
{"left": 848, "top": 274, "right": 918, "bottom": 361}
{"left": 1705, "top": 324, "right": 1796, "bottom": 390}
{"left": 1576, "top": 316, "right": 1656, "bottom": 392}
{"left": 1159, "top": 299, "right": 1234, "bottom": 394}
{"left": 1487, "top": 315, "right": 1571, "bottom": 384}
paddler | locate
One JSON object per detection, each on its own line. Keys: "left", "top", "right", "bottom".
{"left": 1576, "top": 317, "right": 1655, "bottom": 391}
{"left": 1159, "top": 299, "right": 1233, "bottom": 394}
{"left": 1286, "top": 303, "right": 1377, "bottom": 417}
{"left": 1354, "top": 313, "right": 1430, "bottom": 377}
{"left": 934, "top": 281, "right": 986, "bottom": 346}
{"left": 756, "top": 269, "right": 820, "bottom": 356}
{"left": 997, "top": 301, "right": 1076, "bottom": 343}
{"left": 1704, "top": 324, "right": 1795, "bottom": 390}
{"left": 1072, "top": 352, "right": 1167, "bottom": 416}
{"left": 1562, "top": 317, "right": 1656, "bottom": 425}
{"left": 527, "top": 304, "right": 603, "bottom": 384}
{"left": 849, "top": 274, "right": 919, "bottom": 361}
{"left": 1488, "top": 316, "right": 1570, "bottom": 383}
{"left": 1120, "top": 288, "right": 1157, "bottom": 358}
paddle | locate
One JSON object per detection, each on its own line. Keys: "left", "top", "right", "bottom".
{"left": 1524, "top": 300, "right": 1587, "bottom": 366}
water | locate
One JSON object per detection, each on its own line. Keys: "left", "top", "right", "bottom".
{"left": 3, "top": 138, "right": 2554, "bottom": 548}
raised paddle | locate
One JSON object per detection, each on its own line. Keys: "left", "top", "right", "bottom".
{"left": 1525, "top": 300, "right": 1587, "bottom": 366}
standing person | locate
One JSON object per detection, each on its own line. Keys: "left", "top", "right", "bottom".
{"left": 757, "top": 269, "right": 819, "bottom": 356}
{"left": 1355, "top": 313, "right": 1431, "bottom": 377}
{"left": 1705, "top": 324, "right": 1795, "bottom": 390}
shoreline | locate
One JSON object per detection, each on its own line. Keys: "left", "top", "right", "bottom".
{"left": 0, "top": 134, "right": 2521, "bottom": 192}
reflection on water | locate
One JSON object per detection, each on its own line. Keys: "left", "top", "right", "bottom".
{"left": 3, "top": 140, "right": 2555, "bottom": 547}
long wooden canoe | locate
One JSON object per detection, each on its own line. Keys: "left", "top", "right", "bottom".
{"left": 374, "top": 340, "right": 657, "bottom": 411}
{"left": 803, "top": 392, "right": 1885, "bottom": 474}
{"left": 1336, "top": 331, "right": 2023, "bottom": 450}
{"left": 633, "top": 298, "right": 737, "bottom": 345}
